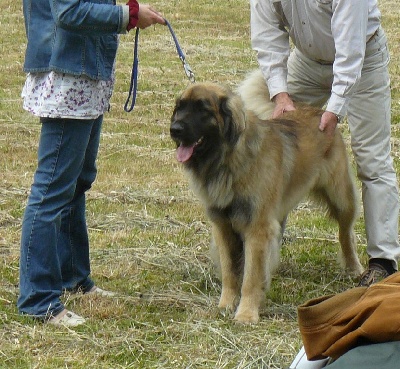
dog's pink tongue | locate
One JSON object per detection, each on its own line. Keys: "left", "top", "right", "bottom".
{"left": 176, "top": 144, "right": 195, "bottom": 163}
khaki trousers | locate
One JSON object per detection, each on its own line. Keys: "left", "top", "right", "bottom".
{"left": 287, "top": 28, "right": 400, "bottom": 269}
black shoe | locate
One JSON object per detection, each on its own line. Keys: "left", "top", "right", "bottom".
{"left": 357, "top": 263, "right": 390, "bottom": 287}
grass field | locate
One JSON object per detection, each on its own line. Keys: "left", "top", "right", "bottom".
{"left": 0, "top": 0, "right": 399, "bottom": 368}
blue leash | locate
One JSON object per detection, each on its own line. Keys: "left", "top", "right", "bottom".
{"left": 124, "top": 19, "right": 195, "bottom": 112}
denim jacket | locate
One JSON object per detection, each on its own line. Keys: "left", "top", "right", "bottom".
{"left": 23, "top": 0, "right": 129, "bottom": 80}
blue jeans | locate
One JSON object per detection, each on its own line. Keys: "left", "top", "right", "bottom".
{"left": 18, "top": 116, "right": 103, "bottom": 318}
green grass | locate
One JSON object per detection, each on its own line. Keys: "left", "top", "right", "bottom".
{"left": 1, "top": 0, "right": 399, "bottom": 368}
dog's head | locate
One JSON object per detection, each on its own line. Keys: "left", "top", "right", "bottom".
{"left": 170, "top": 83, "right": 245, "bottom": 165}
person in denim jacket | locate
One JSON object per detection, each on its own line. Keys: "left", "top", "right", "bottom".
{"left": 18, "top": 0, "right": 165, "bottom": 326}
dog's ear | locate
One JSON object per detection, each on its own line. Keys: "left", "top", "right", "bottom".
{"left": 219, "top": 93, "right": 245, "bottom": 146}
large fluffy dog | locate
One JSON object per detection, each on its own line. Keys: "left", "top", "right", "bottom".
{"left": 170, "top": 70, "right": 363, "bottom": 324}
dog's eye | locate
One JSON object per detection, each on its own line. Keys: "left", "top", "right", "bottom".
{"left": 176, "top": 99, "right": 189, "bottom": 111}
{"left": 194, "top": 99, "right": 213, "bottom": 113}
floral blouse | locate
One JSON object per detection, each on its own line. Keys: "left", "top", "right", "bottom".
{"left": 22, "top": 71, "right": 115, "bottom": 119}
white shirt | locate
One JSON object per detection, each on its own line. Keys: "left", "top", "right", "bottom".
{"left": 22, "top": 71, "right": 115, "bottom": 119}
{"left": 250, "top": 0, "right": 381, "bottom": 116}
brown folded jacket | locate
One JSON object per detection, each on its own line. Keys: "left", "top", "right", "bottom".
{"left": 297, "top": 271, "right": 400, "bottom": 361}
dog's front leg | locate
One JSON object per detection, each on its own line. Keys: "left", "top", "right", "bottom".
{"left": 235, "top": 221, "right": 280, "bottom": 324}
{"left": 211, "top": 222, "right": 242, "bottom": 312}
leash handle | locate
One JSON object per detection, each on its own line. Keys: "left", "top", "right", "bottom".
{"left": 124, "top": 18, "right": 195, "bottom": 112}
{"left": 124, "top": 27, "right": 140, "bottom": 113}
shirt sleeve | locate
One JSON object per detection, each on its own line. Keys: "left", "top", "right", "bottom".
{"left": 250, "top": 0, "right": 291, "bottom": 100}
{"left": 326, "top": 0, "right": 369, "bottom": 117}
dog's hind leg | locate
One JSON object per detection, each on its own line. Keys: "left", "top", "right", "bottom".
{"left": 315, "top": 176, "right": 363, "bottom": 276}
{"left": 211, "top": 222, "right": 243, "bottom": 313}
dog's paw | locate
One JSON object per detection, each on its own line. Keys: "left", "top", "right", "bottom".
{"left": 218, "top": 288, "right": 239, "bottom": 311}
{"left": 345, "top": 260, "right": 364, "bottom": 277}
{"left": 234, "top": 310, "right": 259, "bottom": 324}
{"left": 233, "top": 294, "right": 262, "bottom": 324}
{"left": 217, "top": 306, "right": 235, "bottom": 320}
{"left": 234, "top": 301, "right": 260, "bottom": 324}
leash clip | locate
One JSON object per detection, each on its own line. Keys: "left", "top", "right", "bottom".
{"left": 165, "top": 19, "right": 196, "bottom": 83}
{"left": 181, "top": 57, "right": 195, "bottom": 83}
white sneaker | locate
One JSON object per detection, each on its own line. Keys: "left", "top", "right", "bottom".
{"left": 48, "top": 309, "right": 86, "bottom": 327}
{"left": 289, "top": 347, "right": 330, "bottom": 369}
{"left": 87, "top": 286, "right": 116, "bottom": 297}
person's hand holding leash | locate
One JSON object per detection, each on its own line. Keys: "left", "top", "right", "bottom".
{"left": 137, "top": 3, "right": 165, "bottom": 28}
{"left": 127, "top": 0, "right": 165, "bottom": 31}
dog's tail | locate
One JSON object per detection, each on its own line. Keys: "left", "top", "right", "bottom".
{"left": 236, "top": 69, "right": 275, "bottom": 120}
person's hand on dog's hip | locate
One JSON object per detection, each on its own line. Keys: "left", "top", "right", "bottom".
{"left": 319, "top": 111, "right": 338, "bottom": 138}
{"left": 272, "top": 92, "right": 296, "bottom": 118}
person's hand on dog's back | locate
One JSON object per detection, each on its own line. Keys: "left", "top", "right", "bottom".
{"left": 272, "top": 92, "right": 338, "bottom": 139}
{"left": 272, "top": 92, "right": 296, "bottom": 118}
